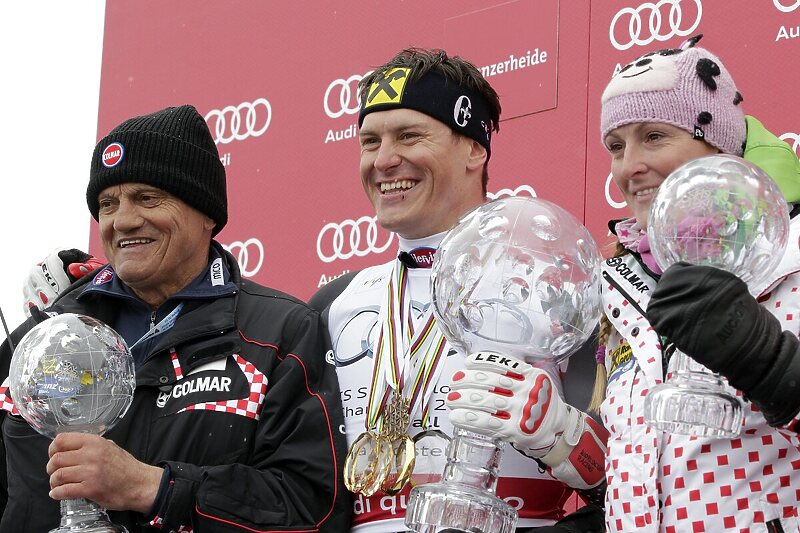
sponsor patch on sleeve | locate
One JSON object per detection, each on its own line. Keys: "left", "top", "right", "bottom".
{"left": 608, "top": 341, "right": 634, "bottom": 382}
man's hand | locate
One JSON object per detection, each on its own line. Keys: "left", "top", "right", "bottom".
{"left": 447, "top": 352, "right": 607, "bottom": 489}
{"left": 23, "top": 249, "right": 104, "bottom": 316}
{"left": 47, "top": 433, "right": 163, "bottom": 514}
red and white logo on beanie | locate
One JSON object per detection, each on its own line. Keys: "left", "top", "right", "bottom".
{"left": 101, "top": 142, "right": 125, "bottom": 168}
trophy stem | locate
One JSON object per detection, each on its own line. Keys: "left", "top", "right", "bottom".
{"left": 405, "top": 427, "right": 517, "bottom": 533}
{"left": 644, "top": 350, "right": 744, "bottom": 438}
{"left": 52, "top": 498, "right": 128, "bottom": 533}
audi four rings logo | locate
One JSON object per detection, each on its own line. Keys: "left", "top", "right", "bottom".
{"left": 774, "top": 0, "right": 800, "bottom": 12}
{"left": 204, "top": 99, "right": 272, "bottom": 145}
{"left": 316, "top": 216, "right": 394, "bottom": 263}
{"left": 324, "top": 71, "right": 373, "bottom": 119}
{"left": 605, "top": 172, "right": 627, "bottom": 209}
{"left": 609, "top": 0, "right": 703, "bottom": 51}
{"left": 781, "top": 133, "right": 800, "bottom": 155}
{"left": 222, "top": 238, "right": 264, "bottom": 277}
{"left": 486, "top": 184, "right": 538, "bottom": 200}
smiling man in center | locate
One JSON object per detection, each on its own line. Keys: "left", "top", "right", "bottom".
{"left": 310, "top": 48, "right": 608, "bottom": 533}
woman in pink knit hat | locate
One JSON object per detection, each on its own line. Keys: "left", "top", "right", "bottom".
{"left": 594, "top": 35, "right": 800, "bottom": 532}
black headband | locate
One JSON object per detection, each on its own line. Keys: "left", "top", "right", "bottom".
{"left": 358, "top": 68, "right": 493, "bottom": 157}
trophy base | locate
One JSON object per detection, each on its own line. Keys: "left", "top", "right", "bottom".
{"left": 51, "top": 499, "right": 128, "bottom": 533}
{"left": 644, "top": 372, "right": 744, "bottom": 439}
{"left": 405, "top": 481, "right": 517, "bottom": 533}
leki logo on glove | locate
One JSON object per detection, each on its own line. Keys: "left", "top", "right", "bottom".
{"left": 40, "top": 262, "right": 59, "bottom": 291}
{"left": 473, "top": 352, "right": 521, "bottom": 369}
{"left": 101, "top": 142, "right": 124, "bottom": 168}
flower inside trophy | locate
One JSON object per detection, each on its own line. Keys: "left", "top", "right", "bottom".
{"left": 9, "top": 313, "right": 136, "bottom": 533}
{"left": 644, "top": 154, "right": 790, "bottom": 438}
{"left": 404, "top": 196, "right": 603, "bottom": 533}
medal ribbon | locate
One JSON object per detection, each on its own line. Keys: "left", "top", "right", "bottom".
{"left": 366, "top": 260, "right": 449, "bottom": 430}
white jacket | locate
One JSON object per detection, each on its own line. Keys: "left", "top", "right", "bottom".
{"left": 600, "top": 218, "right": 800, "bottom": 532}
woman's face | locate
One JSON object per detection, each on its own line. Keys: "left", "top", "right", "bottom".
{"left": 604, "top": 122, "right": 719, "bottom": 227}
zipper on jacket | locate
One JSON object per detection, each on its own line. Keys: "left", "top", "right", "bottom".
{"left": 602, "top": 271, "right": 647, "bottom": 317}
{"left": 603, "top": 270, "right": 672, "bottom": 376}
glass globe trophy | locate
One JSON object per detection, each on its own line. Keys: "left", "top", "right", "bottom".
{"left": 405, "top": 196, "right": 603, "bottom": 533}
{"left": 644, "top": 154, "right": 790, "bottom": 438}
{"left": 9, "top": 313, "right": 136, "bottom": 533}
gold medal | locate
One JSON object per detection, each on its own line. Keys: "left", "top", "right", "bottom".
{"left": 358, "top": 432, "right": 393, "bottom": 496}
{"left": 381, "top": 434, "right": 416, "bottom": 495}
{"left": 379, "top": 390, "right": 416, "bottom": 494}
{"left": 344, "top": 431, "right": 374, "bottom": 494}
{"left": 344, "top": 430, "right": 393, "bottom": 495}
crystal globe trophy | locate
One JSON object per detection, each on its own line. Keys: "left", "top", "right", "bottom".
{"left": 644, "top": 154, "right": 790, "bottom": 438}
{"left": 405, "top": 196, "right": 603, "bottom": 533}
{"left": 9, "top": 313, "right": 136, "bottom": 533}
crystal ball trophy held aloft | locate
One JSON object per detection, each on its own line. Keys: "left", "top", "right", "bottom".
{"left": 405, "top": 196, "right": 603, "bottom": 533}
{"left": 644, "top": 154, "right": 790, "bottom": 438}
{"left": 9, "top": 313, "right": 136, "bottom": 533}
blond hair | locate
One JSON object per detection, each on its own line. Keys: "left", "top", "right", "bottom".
{"left": 587, "top": 239, "right": 629, "bottom": 413}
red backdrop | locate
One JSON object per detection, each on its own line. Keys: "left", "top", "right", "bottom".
{"left": 89, "top": 0, "right": 800, "bottom": 301}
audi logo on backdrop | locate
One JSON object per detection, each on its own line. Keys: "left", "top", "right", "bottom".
{"left": 605, "top": 172, "right": 627, "bottom": 209}
{"left": 774, "top": 0, "right": 800, "bottom": 12}
{"left": 781, "top": 132, "right": 800, "bottom": 155}
{"left": 204, "top": 98, "right": 272, "bottom": 145}
{"left": 316, "top": 216, "right": 395, "bottom": 263}
{"left": 487, "top": 184, "right": 538, "bottom": 200}
{"left": 222, "top": 238, "right": 264, "bottom": 277}
{"left": 609, "top": 0, "right": 703, "bottom": 51}
{"left": 324, "top": 72, "right": 372, "bottom": 119}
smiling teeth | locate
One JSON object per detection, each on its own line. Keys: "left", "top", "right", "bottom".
{"left": 380, "top": 180, "right": 414, "bottom": 192}
{"left": 119, "top": 239, "right": 151, "bottom": 248}
{"left": 634, "top": 187, "right": 658, "bottom": 197}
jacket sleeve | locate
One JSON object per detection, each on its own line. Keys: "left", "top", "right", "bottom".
{"left": 150, "top": 304, "right": 351, "bottom": 532}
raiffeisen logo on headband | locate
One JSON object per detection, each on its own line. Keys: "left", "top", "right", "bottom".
{"left": 101, "top": 142, "right": 124, "bottom": 168}
{"left": 364, "top": 68, "right": 411, "bottom": 108}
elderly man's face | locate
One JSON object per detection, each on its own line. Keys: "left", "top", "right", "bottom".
{"left": 97, "top": 183, "right": 215, "bottom": 304}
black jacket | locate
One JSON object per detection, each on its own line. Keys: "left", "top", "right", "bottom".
{"left": 0, "top": 244, "right": 350, "bottom": 532}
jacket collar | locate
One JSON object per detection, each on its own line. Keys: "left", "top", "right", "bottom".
{"left": 50, "top": 242, "right": 243, "bottom": 377}
{"left": 78, "top": 244, "right": 237, "bottom": 304}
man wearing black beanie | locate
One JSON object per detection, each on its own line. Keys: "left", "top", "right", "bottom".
{"left": 0, "top": 105, "right": 350, "bottom": 532}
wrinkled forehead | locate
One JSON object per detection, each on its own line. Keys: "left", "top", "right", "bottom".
{"left": 602, "top": 48, "right": 683, "bottom": 102}
{"left": 97, "top": 182, "right": 170, "bottom": 199}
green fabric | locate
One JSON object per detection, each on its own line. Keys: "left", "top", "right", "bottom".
{"left": 743, "top": 115, "right": 800, "bottom": 203}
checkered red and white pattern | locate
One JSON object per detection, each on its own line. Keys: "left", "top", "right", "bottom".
{"left": 170, "top": 348, "right": 183, "bottom": 380}
{"left": 0, "top": 378, "right": 19, "bottom": 416}
{"left": 600, "top": 231, "right": 800, "bottom": 532}
{"left": 178, "top": 354, "right": 267, "bottom": 420}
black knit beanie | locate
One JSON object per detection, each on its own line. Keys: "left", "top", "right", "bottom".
{"left": 87, "top": 105, "right": 228, "bottom": 235}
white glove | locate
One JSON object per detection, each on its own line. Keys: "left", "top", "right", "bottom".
{"left": 447, "top": 351, "right": 607, "bottom": 489}
{"left": 22, "top": 248, "right": 102, "bottom": 317}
